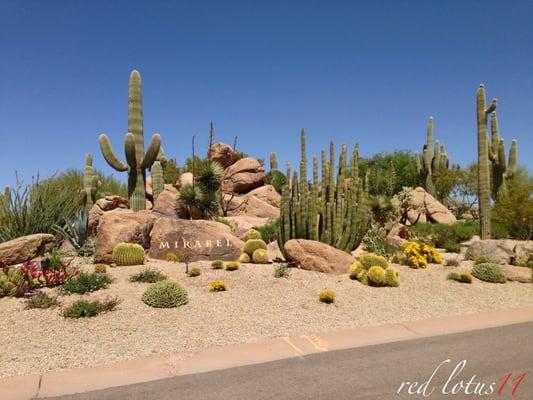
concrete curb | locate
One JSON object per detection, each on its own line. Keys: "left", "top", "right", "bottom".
{"left": 2, "top": 306, "right": 533, "bottom": 399}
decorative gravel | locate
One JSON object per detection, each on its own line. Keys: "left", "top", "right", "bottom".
{"left": 0, "top": 259, "right": 532, "bottom": 378}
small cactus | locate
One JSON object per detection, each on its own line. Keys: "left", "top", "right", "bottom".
{"left": 211, "top": 259, "right": 224, "bottom": 269}
{"left": 165, "top": 252, "right": 177, "bottom": 262}
{"left": 238, "top": 253, "right": 251, "bottom": 263}
{"left": 244, "top": 229, "right": 262, "bottom": 241}
{"left": 209, "top": 280, "right": 227, "bottom": 292}
{"left": 112, "top": 243, "right": 145, "bottom": 266}
{"left": 94, "top": 264, "right": 107, "bottom": 274}
{"left": 319, "top": 290, "right": 335, "bottom": 304}
{"left": 225, "top": 262, "right": 240, "bottom": 271}
{"left": 367, "top": 266, "right": 386, "bottom": 286}
{"left": 187, "top": 267, "right": 201, "bottom": 277}
{"left": 243, "top": 239, "right": 267, "bottom": 257}
{"left": 252, "top": 249, "right": 269, "bottom": 264}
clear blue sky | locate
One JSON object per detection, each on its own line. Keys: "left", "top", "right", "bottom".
{"left": 1, "top": 0, "right": 532, "bottom": 188}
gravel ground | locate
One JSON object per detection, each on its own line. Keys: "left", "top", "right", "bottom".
{"left": 0, "top": 259, "right": 532, "bottom": 378}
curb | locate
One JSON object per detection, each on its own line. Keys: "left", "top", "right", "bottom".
{"left": 2, "top": 306, "right": 533, "bottom": 399}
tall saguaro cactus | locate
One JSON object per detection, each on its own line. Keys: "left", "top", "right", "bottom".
{"left": 476, "top": 84, "right": 497, "bottom": 240}
{"left": 82, "top": 153, "right": 99, "bottom": 213}
{"left": 98, "top": 70, "right": 161, "bottom": 211}
{"left": 415, "top": 117, "right": 448, "bottom": 196}
{"left": 151, "top": 148, "right": 165, "bottom": 203}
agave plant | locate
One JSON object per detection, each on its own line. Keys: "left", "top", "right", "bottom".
{"left": 53, "top": 211, "right": 94, "bottom": 256}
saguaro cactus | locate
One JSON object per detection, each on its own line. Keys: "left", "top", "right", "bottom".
{"left": 98, "top": 70, "right": 161, "bottom": 211}
{"left": 415, "top": 117, "right": 448, "bottom": 196}
{"left": 269, "top": 152, "right": 278, "bottom": 171}
{"left": 476, "top": 84, "right": 497, "bottom": 240}
{"left": 151, "top": 148, "right": 165, "bottom": 203}
{"left": 82, "top": 153, "right": 99, "bottom": 213}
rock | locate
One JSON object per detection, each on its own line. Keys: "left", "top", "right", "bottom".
{"left": 267, "top": 240, "right": 284, "bottom": 261}
{"left": 284, "top": 239, "right": 354, "bottom": 275}
{"left": 408, "top": 187, "right": 456, "bottom": 225}
{"left": 0, "top": 234, "right": 56, "bottom": 265}
{"left": 88, "top": 195, "right": 129, "bottom": 235}
{"left": 145, "top": 176, "right": 153, "bottom": 197}
{"left": 350, "top": 243, "right": 367, "bottom": 258}
{"left": 387, "top": 223, "right": 409, "bottom": 239}
{"left": 246, "top": 185, "right": 281, "bottom": 208}
{"left": 176, "top": 172, "right": 194, "bottom": 188}
{"left": 152, "top": 185, "right": 188, "bottom": 219}
{"left": 149, "top": 218, "right": 244, "bottom": 261}
{"left": 94, "top": 209, "right": 156, "bottom": 264}
{"left": 221, "top": 157, "right": 265, "bottom": 194}
{"left": 407, "top": 209, "right": 427, "bottom": 225}
{"left": 386, "top": 236, "right": 407, "bottom": 251}
{"left": 501, "top": 265, "right": 532, "bottom": 283}
{"left": 465, "top": 239, "right": 515, "bottom": 264}
{"left": 224, "top": 216, "right": 269, "bottom": 240}
{"left": 513, "top": 242, "right": 533, "bottom": 260}
{"left": 223, "top": 185, "right": 280, "bottom": 220}
{"left": 207, "top": 143, "right": 240, "bottom": 169}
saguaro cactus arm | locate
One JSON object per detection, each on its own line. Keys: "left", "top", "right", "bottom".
{"left": 99, "top": 134, "right": 128, "bottom": 171}
{"left": 141, "top": 133, "right": 161, "bottom": 169}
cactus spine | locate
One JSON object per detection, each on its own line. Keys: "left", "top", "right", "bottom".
{"left": 98, "top": 70, "right": 161, "bottom": 211}
{"left": 415, "top": 117, "right": 448, "bottom": 196}
{"left": 476, "top": 84, "right": 497, "bottom": 240}
{"left": 82, "top": 153, "right": 99, "bottom": 213}
{"left": 279, "top": 131, "right": 370, "bottom": 253}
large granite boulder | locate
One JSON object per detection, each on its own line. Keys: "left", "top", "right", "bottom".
{"left": 149, "top": 218, "right": 244, "bottom": 261}
{"left": 94, "top": 209, "right": 156, "bottom": 264}
{"left": 501, "top": 265, "right": 532, "bottom": 283}
{"left": 88, "top": 195, "right": 129, "bottom": 235}
{"left": 224, "top": 216, "right": 270, "bottom": 240}
{"left": 207, "top": 143, "right": 240, "bottom": 169}
{"left": 224, "top": 185, "right": 281, "bottom": 220}
{"left": 221, "top": 157, "right": 265, "bottom": 194}
{"left": 408, "top": 187, "right": 456, "bottom": 225}
{"left": 284, "top": 239, "right": 353, "bottom": 275}
{"left": 152, "top": 185, "right": 189, "bottom": 219}
{"left": 465, "top": 239, "right": 515, "bottom": 264}
{"left": 246, "top": 185, "right": 281, "bottom": 208}
{"left": 176, "top": 172, "right": 193, "bottom": 188}
{"left": 513, "top": 242, "right": 533, "bottom": 260}
{"left": 0, "top": 234, "right": 56, "bottom": 265}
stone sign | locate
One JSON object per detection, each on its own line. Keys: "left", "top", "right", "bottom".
{"left": 148, "top": 217, "right": 244, "bottom": 261}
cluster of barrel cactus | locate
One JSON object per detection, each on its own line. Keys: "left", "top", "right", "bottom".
{"left": 476, "top": 84, "right": 518, "bottom": 239}
{"left": 98, "top": 70, "right": 162, "bottom": 211}
{"left": 112, "top": 242, "right": 146, "bottom": 266}
{"left": 415, "top": 117, "right": 449, "bottom": 196}
{"left": 349, "top": 253, "right": 399, "bottom": 287}
{"left": 239, "top": 229, "right": 269, "bottom": 263}
{"left": 278, "top": 130, "right": 370, "bottom": 253}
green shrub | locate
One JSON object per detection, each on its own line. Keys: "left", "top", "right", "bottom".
{"left": 264, "top": 170, "right": 287, "bottom": 193}
{"left": 252, "top": 249, "right": 269, "bottom": 264}
{"left": 238, "top": 253, "right": 251, "bottom": 263}
{"left": 129, "top": 268, "right": 167, "bottom": 283}
{"left": 244, "top": 229, "right": 262, "bottom": 241}
{"left": 63, "top": 297, "right": 121, "bottom": 318}
{"left": 274, "top": 264, "right": 289, "bottom": 278}
{"left": 215, "top": 217, "right": 235, "bottom": 231}
{"left": 187, "top": 267, "right": 201, "bottom": 277}
{"left": 43, "top": 248, "right": 66, "bottom": 270}
{"left": 473, "top": 255, "right": 496, "bottom": 265}
{"left": 243, "top": 239, "right": 267, "bottom": 257}
{"left": 319, "top": 290, "right": 335, "bottom": 304}
{"left": 62, "top": 272, "right": 113, "bottom": 294}
{"left": 112, "top": 243, "right": 145, "bottom": 266}
{"left": 407, "top": 222, "right": 479, "bottom": 248}
{"left": 253, "top": 219, "right": 279, "bottom": 244}
{"left": 225, "top": 262, "right": 240, "bottom": 271}
{"left": 472, "top": 263, "right": 506, "bottom": 284}
{"left": 447, "top": 272, "right": 473, "bottom": 284}
{"left": 211, "top": 260, "right": 224, "bottom": 269}
{"left": 94, "top": 264, "right": 107, "bottom": 274}
{"left": 25, "top": 291, "right": 59, "bottom": 309}
{"left": 356, "top": 253, "right": 389, "bottom": 269}
{"left": 209, "top": 280, "right": 227, "bottom": 292}
{"left": 142, "top": 280, "right": 188, "bottom": 308}
{"left": 445, "top": 258, "right": 460, "bottom": 267}
{"left": 363, "top": 227, "right": 396, "bottom": 258}
{"left": 443, "top": 241, "right": 461, "bottom": 253}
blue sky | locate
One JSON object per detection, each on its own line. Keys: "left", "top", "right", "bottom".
{"left": 1, "top": 0, "right": 532, "bottom": 188}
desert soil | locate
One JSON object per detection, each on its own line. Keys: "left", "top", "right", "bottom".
{"left": 0, "top": 259, "right": 532, "bottom": 378}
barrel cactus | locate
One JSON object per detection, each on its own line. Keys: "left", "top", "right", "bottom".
{"left": 112, "top": 242, "right": 145, "bottom": 266}
{"left": 142, "top": 280, "right": 188, "bottom": 308}
{"left": 252, "top": 249, "right": 269, "bottom": 264}
{"left": 243, "top": 239, "right": 268, "bottom": 257}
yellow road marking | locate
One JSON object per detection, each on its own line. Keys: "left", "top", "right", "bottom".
{"left": 301, "top": 334, "right": 329, "bottom": 351}
{"left": 281, "top": 337, "right": 304, "bottom": 354}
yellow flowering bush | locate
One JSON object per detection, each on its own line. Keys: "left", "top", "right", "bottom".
{"left": 403, "top": 242, "right": 442, "bottom": 269}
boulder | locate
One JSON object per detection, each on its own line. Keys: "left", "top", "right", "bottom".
{"left": 149, "top": 218, "right": 244, "bottom": 261}
{"left": 284, "top": 239, "right": 354, "bottom": 275}
{"left": 207, "top": 143, "right": 240, "bottom": 169}
{"left": 145, "top": 176, "right": 153, "bottom": 197}
{"left": 152, "top": 185, "right": 189, "bottom": 219}
{"left": 408, "top": 187, "right": 456, "bottom": 225}
{"left": 94, "top": 209, "right": 156, "bottom": 264}
{"left": 246, "top": 185, "right": 281, "bottom": 208}
{"left": 221, "top": 157, "right": 265, "bottom": 194}
{"left": 267, "top": 240, "right": 284, "bottom": 261}
{"left": 501, "top": 265, "right": 532, "bottom": 283}
{"left": 465, "top": 239, "right": 515, "bottom": 264}
{"left": 513, "top": 242, "right": 533, "bottom": 260}
{"left": 224, "top": 216, "right": 269, "bottom": 240}
{"left": 176, "top": 172, "right": 194, "bottom": 188}
{"left": 0, "top": 234, "right": 56, "bottom": 265}
{"left": 223, "top": 185, "right": 281, "bottom": 220}
{"left": 88, "top": 195, "right": 129, "bottom": 235}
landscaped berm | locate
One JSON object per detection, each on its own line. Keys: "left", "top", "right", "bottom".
{"left": 1, "top": 70, "right": 532, "bottom": 379}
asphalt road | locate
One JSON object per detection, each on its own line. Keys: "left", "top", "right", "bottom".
{"left": 45, "top": 322, "right": 533, "bottom": 400}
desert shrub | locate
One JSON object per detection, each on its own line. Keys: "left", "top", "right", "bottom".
{"left": 512, "top": 255, "right": 533, "bottom": 269}
{"left": 63, "top": 297, "right": 120, "bottom": 318}
{"left": 363, "top": 227, "right": 396, "bottom": 258}
{"left": 225, "top": 262, "right": 240, "bottom": 271}
{"left": 165, "top": 252, "right": 178, "bottom": 262}
{"left": 215, "top": 216, "right": 235, "bottom": 231}
{"left": 369, "top": 195, "right": 399, "bottom": 224}
{"left": 42, "top": 248, "right": 66, "bottom": 270}
{"left": 238, "top": 253, "right": 251, "bottom": 263}
{"left": 142, "top": 280, "right": 188, "bottom": 308}
{"left": 367, "top": 266, "right": 386, "bottom": 286}
{"left": 447, "top": 272, "right": 473, "bottom": 284}
{"left": 264, "top": 170, "right": 287, "bottom": 193}
{"left": 129, "top": 268, "right": 167, "bottom": 283}
{"left": 94, "top": 264, "right": 107, "bottom": 274}
{"left": 25, "top": 291, "right": 59, "bottom": 309}
{"left": 403, "top": 242, "right": 442, "bottom": 268}
{"left": 243, "top": 239, "right": 267, "bottom": 257}
{"left": 319, "top": 290, "right": 335, "bottom": 304}
{"left": 274, "top": 264, "right": 289, "bottom": 278}
{"left": 408, "top": 222, "right": 478, "bottom": 248}
{"left": 253, "top": 219, "right": 279, "bottom": 244}
{"left": 211, "top": 260, "right": 224, "bottom": 269}
{"left": 252, "top": 249, "right": 269, "bottom": 264}
{"left": 442, "top": 240, "right": 461, "bottom": 253}
{"left": 445, "top": 257, "right": 460, "bottom": 267}
{"left": 356, "top": 253, "right": 389, "bottom": 269}
{"left": 471, "top": 263, "right": 506, "bottom": 284}
{"left": 187, "top": 267, "right": 201, "bottom": 277}
{"left": 244, "top": 229, "right": 262, "bottom": 241}
{"left": 473, "top": 255, "right": 496, "bottom": 265}
{"left": 209, "top": 280, "right": 227, "bottom": 292}
{"left": 62, "top": 272, "right": 113, "bottom": 294}
{"left": 53, "top": 211, "right": 93, "bottom": 257}
{"left": 112, "top": 243, "right": 145, "bottom": 266}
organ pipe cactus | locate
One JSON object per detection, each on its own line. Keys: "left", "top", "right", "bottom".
{"left": 415, "top": 117, "right": 448, "bottom": 196}
{"left": 151, "top": 148, "right": 165, "bottom": 202}
{"left": 82, "top": 153, "right": 99, "bottom": 213}
{"left": 476, "top": 84, "right": 497, "bottom": 240}
{"left": 279, "top": 130, "right": 370, "bottom": 253}
{"left": 98, "top": 70, "right": 161, "bottom": 211}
